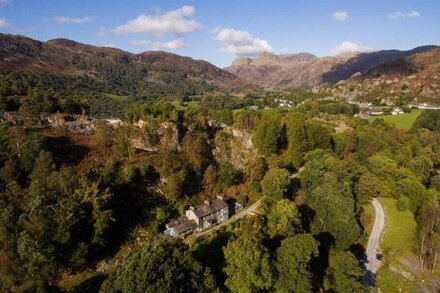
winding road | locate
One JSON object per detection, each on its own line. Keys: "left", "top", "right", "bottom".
{"left": 365, "top": 198, "right": 385, "bottom": 285}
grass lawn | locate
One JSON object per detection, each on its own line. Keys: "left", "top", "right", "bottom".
{"left": 368, "top": 109, "right": 423, "bottom": 130}
{"left": 375, "top": 197, "right": 418, "bottom": 292}
{"left": 363, "top": 202, "right": 375, "bottom": 232}
{"left": 170, "top": 100, "right": 200, "bottom": 110}
{"left": 379, "top": 198, "right": 417, "bottom": 255}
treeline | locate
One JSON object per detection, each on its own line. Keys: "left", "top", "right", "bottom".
{"left": 0, "top": 70, "right": 205, "bottom": 118}
{"left": 1, "top": 70, "right": 341, "bottom": 120}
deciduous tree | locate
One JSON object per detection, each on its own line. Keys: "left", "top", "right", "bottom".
{"left": 224, "top": 235, "right": 274, "bottom": 292}
{"left": 325, "top": 251, "right": 366, "bottom": 293}
{"left": 261, "top": 167, "right": 291, "bottom": 201}
{"left": 100, "top": 238, "right": 217, "bottom": 293}
{"left": 253, "top": 110, "right": 282, "bottom": 156}
{"left": 275, "top": 234, "right": 319, "bottom": 293}
{"left": 266, "top": 199, "right": 301, "bottom": 237}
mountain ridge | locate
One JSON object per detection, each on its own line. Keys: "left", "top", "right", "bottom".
{"left": 0, "top": 33, "right": 242, "bottom": 93}
{"left": 328, "top": 47, "right": 440, "bottom": 102}
{"left": 226, "top": 46, "right": 439, "bottom": 88}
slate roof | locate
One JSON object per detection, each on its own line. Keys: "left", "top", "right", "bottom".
{"left": 166, "top": 217, "right": 187, "bottom": 229}
{"left": 173, "top": 219, "right": 198, "bottom": 235}
{"left": 193, "top": 198, "right": 228, "bottom": 218}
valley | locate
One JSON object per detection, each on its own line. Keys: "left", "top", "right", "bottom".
{"left": 0, "top": 17, "right": 440, "bottom": 293}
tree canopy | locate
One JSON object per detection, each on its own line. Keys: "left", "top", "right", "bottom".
{"left": 100, "top": 238, "right": 218, "bottom": 293}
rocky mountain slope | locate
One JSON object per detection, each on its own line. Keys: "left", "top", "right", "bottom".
{"left": 327, "top": 48, "right": 440, "bottom": 103}
{"left": 0, "top": 34, "right": 241, "bottom": 93}
{"left": 226, "top": 46, "right": 438, "bottom": 88}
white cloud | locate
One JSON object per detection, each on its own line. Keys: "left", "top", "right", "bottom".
{"left": 97, "top": 26, "right": 108, "bottom": 36}
{"left": 131, "top": 39, "right": 184, "bottom": 50}
{"left": 215, "top": 28, "right": 273, "bottom": 56}
{"left": 53, "top": 16, "right": 92, "bottom": 24}
{"left": 0, "top": 18, "right": 10, "bottom": 28}
{"left": 333, "top": 11, "right": 348, "bottom": 21}
{"left": 388, "top": 11, "right": 420, "bottom": 19}
{"left": 113, "top": 6, "right": 201, "bottom": 35}
{"left": 331, "top": 41, "right": 374, "bottom": 55}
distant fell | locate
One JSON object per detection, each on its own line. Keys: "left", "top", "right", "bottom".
{"left": 0, "top": 33, "right": 242, "bottom": 93}
{"left": 226, "top": 46, "right": 439, "bottom": 88}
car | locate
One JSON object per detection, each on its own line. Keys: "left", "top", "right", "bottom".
{"left": 376, "top": 253, "right": 383, "bottom": 261}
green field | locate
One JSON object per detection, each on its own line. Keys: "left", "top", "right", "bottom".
{"left": 375, "top": 197, "right": 418, "bottom": 292}
{"left": 171, "top": 100, "right": 200, "bottom": 110}
{"left": 369, "top": 109, "right": 423, "bottom": 130}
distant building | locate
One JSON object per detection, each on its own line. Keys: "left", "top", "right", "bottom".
{"left": 164, "top": 197, "right": 229, "bottom": 238}
{"left": 391, "top": 107, "right": 404, "bottom": 115}
{"left": 275, "top": 98, "right": 293, "bottom": 108}
{"left": 164, "top": 217, "right": 198, "bottom": 238}
{"left": 409, "top": 103, "right": 440, "bottom": 110}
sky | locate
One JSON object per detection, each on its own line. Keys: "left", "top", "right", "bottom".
{"left": 0, "top": 0, "right": 439, "bottom": 67}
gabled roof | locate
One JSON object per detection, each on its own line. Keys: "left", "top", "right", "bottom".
{"left": 173, "top": 219, "right": 198, "bottom": 235}
{"left": 193, "top": 198, "right": 228, "bottom": 218}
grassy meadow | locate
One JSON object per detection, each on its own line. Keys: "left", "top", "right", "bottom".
{"left": 368, "top": 109, "right": 423, "bottom": 130}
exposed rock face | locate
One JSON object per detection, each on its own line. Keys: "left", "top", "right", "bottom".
{"left": 213, "top": 125, "right": 258, "bottom": 171}
{"left": 0, "top": 112, "right": 96, "bottom": 133}
{"left": 133, "top": 120, "right": 179, "bottom": 152}
{"left": 226, "top": 46, "right": 439, "bottom": 88}
{"left": 231, "top": 57, "right": 253, "bottom": 66}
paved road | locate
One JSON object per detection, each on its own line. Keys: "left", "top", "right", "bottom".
{"left": 365, "top": 198, "right": 385, "bottom": 283}
{"left": 290, "top": 166, "right": 305, "bottom": 179}
{"left": 190, "top": 167, "right": 305, "bottom": 242}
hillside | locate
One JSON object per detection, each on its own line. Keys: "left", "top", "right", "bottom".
{"left": 226, "top": 46, "right": 438, "bottom": 88}
{"left": 0, "top": 34, "right": 241, "bottom": 94}
{"left": 328, "top": 48, "right": 440, "bottom": 103}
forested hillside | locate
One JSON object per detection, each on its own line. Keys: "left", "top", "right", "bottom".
{"left": 1, "top": 0, "right": 440, "bottom": 290}
{"left": 0, "top": 34, "right": 245, "bottom": 118}
{"left": 1, "top": 91, "right": 439, "bottom": 291}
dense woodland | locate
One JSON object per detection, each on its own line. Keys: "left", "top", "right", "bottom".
{"left": 0, "top": 70, "right": 439, "bottom": 292}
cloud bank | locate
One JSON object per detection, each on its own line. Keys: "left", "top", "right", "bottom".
{"left": 215, "top": 28, "right": 273, "bottom": 56}
{"left": 113, "top": 6, "right": 201, "bottom": 35}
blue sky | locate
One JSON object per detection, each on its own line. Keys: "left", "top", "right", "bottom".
{"left": 0, "top": 0, "right": 439, "bottom": 67}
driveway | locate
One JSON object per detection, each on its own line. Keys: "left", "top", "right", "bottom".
{"left": 190, "top": 167, "right": 305, "bottom": 242}
{"left": 192, "top": 196, "right": 265, "bottom": 241}
{"left": 365, "top": 198, "right": 385, "bottom": 285}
